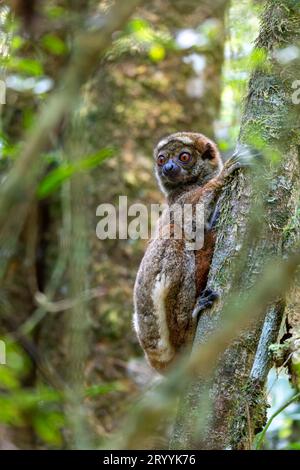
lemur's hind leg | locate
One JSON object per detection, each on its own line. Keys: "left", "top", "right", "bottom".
{"left": 133, "top": 231, "right": 196, "bottom": 374}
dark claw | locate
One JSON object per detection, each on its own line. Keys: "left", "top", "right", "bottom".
{"left": 205, "top": 288, "right": 214, "bottom": 296}
{"left": 204, "top": 300, "right": 213, "bottom": 309}
{"left": 202, "top": 288, "right": 212, "bottom": 296}
{"left": 200, "top": 288, "right": 219, "bottom": 300}
{"left": 192, "top": 288, "right": 219, "bottom": 319}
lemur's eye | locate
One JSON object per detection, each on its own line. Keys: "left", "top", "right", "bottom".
{"left": 178, "top": 152, "right": 191, "bottom": 163}
{"left": 157, "top": 155, "right": 165, "bottom": 166}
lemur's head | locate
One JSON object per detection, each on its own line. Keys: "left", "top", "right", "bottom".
{"left": 154, "top": 132, "right": 223, "bottom": 196}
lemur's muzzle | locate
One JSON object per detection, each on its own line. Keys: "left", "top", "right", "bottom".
{"left": 162, "top": 161, "right": 180, "bottom": 179}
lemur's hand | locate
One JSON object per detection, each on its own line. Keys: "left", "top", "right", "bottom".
{"left": 192, "top": 288, "right": 219, "bottom": 319}
{"left": 223, "top": 143, "right": 261, "bottom": 177}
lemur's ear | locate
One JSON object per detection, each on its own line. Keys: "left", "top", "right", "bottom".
{"left": 202, "top": 142, "right": 216, "bottom": 160}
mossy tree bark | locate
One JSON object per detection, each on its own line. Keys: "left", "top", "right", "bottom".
{"left": 171, "top": 0, "right": 300, "bottom": 450}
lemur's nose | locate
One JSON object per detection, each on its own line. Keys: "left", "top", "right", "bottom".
{"left": 163, "top": 161, "right": 180, "bottom": 177}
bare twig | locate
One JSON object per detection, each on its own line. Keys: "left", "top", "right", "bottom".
{"left": 254, "top": 392, "right": 300, "bottom": 450}
{"left": 34, "top": 287, "right": 105, "bottom": 313}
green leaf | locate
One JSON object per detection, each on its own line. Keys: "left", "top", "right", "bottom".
{"left": 218, "top": 140, "right": 230, "bottom": 152}
{"left": 37, "top": 148, "right": 114, "bottom": 199}
{"left": 285, "top": 442, "right": 300, "bottom": 450}
{"left": 0, "top": 367, "right": 19, "bottom": 390}
{"left": 8, "top": 57, "right": 44, "bottom": 76}
{"left": 0, "top": 396, "right": 23, "bottom": 425}
{"left": 42, "top": 34, "right": 67, "bottom": 56}
{"left": 149, "top": 44, "right": 166, "bottom": 62}
{"left": 4, "top": 340, "right": 31, "bottom": 376}
{"left": 128, "top": 18, "right": 150, "bottom": 33}
{"left": 37, "top": 165, "right": 75, "bottom": 199}
{"left": 76, "top": 148, "right": 114, "bottom": 171}
{"left": 11, "top": 36, "right": 24, "bottom": 50}
{"left": 249, "top": 48, "right": 268, "bottom": 70}
{"left": 85, "top": 381, "right": 125, "bottom": 397}
{"left": 33, "top": 411, "right": 64, "bottom": 446}
{"left": 45, "top": 5, "right": 66, "bottom": 19}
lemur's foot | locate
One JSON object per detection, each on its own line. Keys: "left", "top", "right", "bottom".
{"left": 192, "top": 288, "right": 219, "bottom": 319}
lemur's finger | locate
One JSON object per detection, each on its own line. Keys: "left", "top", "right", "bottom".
{"left": 230, "top": 143, "right": 262, "bottom": 167}
{"left": 192, "top": 289, "right": 219, "bottom": 319}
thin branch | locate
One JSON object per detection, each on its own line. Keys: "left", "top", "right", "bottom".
{"left": 34, "top": 287, "right": 106, "bottom": 313}
{"left": 254, "top": 392, "right": 300, "bottom": 450}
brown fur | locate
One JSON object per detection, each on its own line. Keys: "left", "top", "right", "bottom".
{"left": 195, "top": 230, "right": 216, "bottom": 297}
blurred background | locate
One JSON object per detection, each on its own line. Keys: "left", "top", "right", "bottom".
{"left": 0, "top": 0, "right": 299, "bottom": 450}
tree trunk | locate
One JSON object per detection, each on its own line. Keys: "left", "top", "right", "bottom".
{"left": 171, "top": 0, "right": 300, "bottom": 450}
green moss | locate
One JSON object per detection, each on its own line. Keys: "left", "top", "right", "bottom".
{"left": 269, "top": 342, "right": 290, "bottom": 366}
{"left": 229, "top": 379, "right": 268, "bottom": 448}
{"left": 283, "top": 206, "right": 300, "bottom": 242}
{"left": 257, "top": 0, "right": 300, "bottom": 50}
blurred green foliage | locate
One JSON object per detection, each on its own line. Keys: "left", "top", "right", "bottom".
{"left": 261, "top": 370, "right": 300, "bottom": 450}
{"left": 37, "top": 148, "right": 114, "bottom": 198}
{"left": 0, "top": 0, "right": 299, "bottom": 451}
{"left": 108, "top": 18, "right": 174, "bottom": 62}
{"left": 0, "top": 339, "right": 64, "bottom": 447}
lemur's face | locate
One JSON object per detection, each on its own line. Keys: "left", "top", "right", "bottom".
{"left": 154, "top": 132, "right": 223, "bottom": 194}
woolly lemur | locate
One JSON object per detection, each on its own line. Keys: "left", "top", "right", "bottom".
{"left": 133, "top": 132, "right": 245, "bottom": 373}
